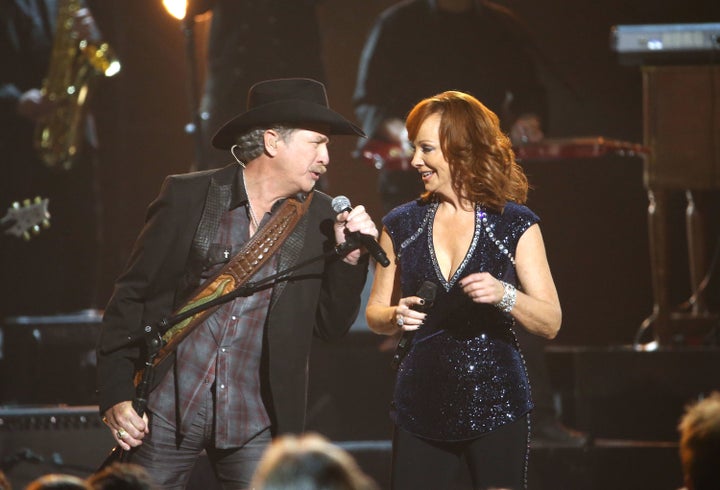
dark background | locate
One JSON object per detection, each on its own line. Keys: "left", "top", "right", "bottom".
{"left": 1, "top": 3, "right": 719, "bottom": 488}
{"left": 84, "top": 0, "right": 720, "bottom": 346}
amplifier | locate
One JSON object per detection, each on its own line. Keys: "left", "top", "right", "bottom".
{"left": 611, "top": 23, "right": 720, "bottom": 65}
{"left": 0, "top": 405, "right": 115, "bottom": 488}
{"left": 1, "top": 311, "right": 102, "bottom": 405}
{"left": 0, "top": 405, "right": 223, "bottom": 490}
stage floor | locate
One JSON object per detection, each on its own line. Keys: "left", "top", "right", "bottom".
{"left": 2, "top": 314, "right": 718, "bottom": 489}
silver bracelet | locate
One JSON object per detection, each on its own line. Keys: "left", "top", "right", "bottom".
{"left": 496, "top": 281, "right": 517, "bottom": 313}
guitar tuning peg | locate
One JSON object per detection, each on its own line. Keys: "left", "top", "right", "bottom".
{"left": 32, "top": 224, "right": 41, "bottom": 234}
{"left": 22, "top": 230, "right": 31, "bottom": 241}
{"left": 22, "top": 198, "right": 31, "bottom": 207}
{"left": 12, "top": 201, "right": 20, "bottom": 209}
{"left": 42, "top": 219, "right": 51, "bottom": 229}
{"left": 34, "top": 196, "right": 42, "bottom": 204}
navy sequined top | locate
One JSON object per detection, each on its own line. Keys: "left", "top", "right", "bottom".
{"left": 383, "top": 198, "right": 539, "bottom": 441}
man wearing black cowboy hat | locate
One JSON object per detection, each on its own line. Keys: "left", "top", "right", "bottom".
{"left": 96, "top": 78, "right": 378, "bottom": 488}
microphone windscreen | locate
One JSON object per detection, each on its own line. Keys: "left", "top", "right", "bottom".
{"left": 331, "top": 195, "right": 352, "bottom": 213}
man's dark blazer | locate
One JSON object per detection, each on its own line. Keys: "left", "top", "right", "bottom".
{"left": 96, "top": 163, "right": 369, "bottom": 434}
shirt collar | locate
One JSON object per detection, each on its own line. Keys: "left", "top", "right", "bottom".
{"left": 231, "top": 167, "right": 248, "bottom": 210}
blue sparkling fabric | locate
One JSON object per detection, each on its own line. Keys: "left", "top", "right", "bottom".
{"left": 383, "top": 198, "right": 539, "bottom": 441}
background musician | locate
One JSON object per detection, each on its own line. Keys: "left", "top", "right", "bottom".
{"left": 0, "top": 0, "right": 107, "bottom": 320}
{"left": 191, "top": 0, "right": 327, "bottom": 171}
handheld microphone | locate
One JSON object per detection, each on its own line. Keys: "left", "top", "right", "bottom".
{"left": 331, "top": 195, "right": 390, "bottom": 267}
{"left": 390, "top": 280, "right": 438, "bottom": 370}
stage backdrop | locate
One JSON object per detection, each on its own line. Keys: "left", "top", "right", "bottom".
{"left": 87, "top": 0, "right": 719, "bottom": 345}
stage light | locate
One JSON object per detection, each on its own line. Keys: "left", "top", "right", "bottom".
{"left": 162, "top": 0, "right": 186, "bottom": 20}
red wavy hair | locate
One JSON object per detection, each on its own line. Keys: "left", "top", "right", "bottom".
{"left": 405, "top": 91, "right": 528, "bottom": 212}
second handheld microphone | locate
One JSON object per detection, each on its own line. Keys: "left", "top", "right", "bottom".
{"left": 391, "top": 280, "right": 438, "bottom": 370}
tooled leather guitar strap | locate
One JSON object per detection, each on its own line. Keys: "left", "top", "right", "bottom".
{"left": 150, "top": 192, "right": 314, "bottom": 370}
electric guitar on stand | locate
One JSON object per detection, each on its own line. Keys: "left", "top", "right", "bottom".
{"left": 1, "top": 197, "right": 51, "bottom": 240}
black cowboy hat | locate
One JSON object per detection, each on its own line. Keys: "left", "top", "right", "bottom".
{"left": 212, "top": 78, "right": 365, "bottom": 150}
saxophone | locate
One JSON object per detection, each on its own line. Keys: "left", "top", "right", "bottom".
{"left": 34, "top": 0, "right": 121, "bottom": 170}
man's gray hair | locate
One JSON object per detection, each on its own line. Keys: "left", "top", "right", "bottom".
{"left": 233, "top": 126, "right": 296, "bottom": 162}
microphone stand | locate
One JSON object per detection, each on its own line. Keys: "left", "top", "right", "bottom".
{"left": 97, "top": 239, "right": 361, "bottom": 471}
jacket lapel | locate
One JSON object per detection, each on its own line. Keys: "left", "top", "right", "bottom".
{"left": 189, "top": 164, "right": 238, "bottom": 270}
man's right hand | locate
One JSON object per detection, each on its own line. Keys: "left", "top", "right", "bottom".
{"left": 102, "top": 401, "right": 149, "bottom": 451}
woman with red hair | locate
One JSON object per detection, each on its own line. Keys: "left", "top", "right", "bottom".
{"left": 366, "top": 91, "right": 561, "bottom": 490}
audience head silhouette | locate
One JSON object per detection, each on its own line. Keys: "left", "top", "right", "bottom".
{"left": 0, "top": 470, "right": 11, "bottom": 490}
{"left": 25, "top": 474, "right": 89, "bottom": 490}
{"left": 251, "top": 433, "right": 378, "bottom": 490}
{"left": 86, "top": 463, "right": 157, "bottom": 490}
{"left": 678, "top": 391, "right": 720, "bottom": 490}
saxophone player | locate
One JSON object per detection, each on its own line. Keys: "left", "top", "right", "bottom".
{"left": 0, "top": 1, "right": 105, "bottom": 321}
{"left": 15, "top": 7, "right": 99, "bottom": 120}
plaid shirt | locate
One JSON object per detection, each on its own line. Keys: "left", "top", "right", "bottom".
{"left": 148, "top": 201, "right": 277, "bottom": 448}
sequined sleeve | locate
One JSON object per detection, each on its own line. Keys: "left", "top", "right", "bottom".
{"left": 499, "top": 202, "right": 540, "bottom": 259}
{"left": 382, "top": 200, "right": 432, "bottom": 261}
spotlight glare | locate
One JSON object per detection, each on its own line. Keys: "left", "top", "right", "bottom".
{"left": 162, "top": 0, "right": 186, "bottom": 20}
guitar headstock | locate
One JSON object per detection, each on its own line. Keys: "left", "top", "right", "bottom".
{"left": 1, "top": 197, "right": 51, "bottom": 240}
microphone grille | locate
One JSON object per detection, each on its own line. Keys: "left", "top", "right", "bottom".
{"left": 331, "top": 195, "right": 352, "bottom": 213}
